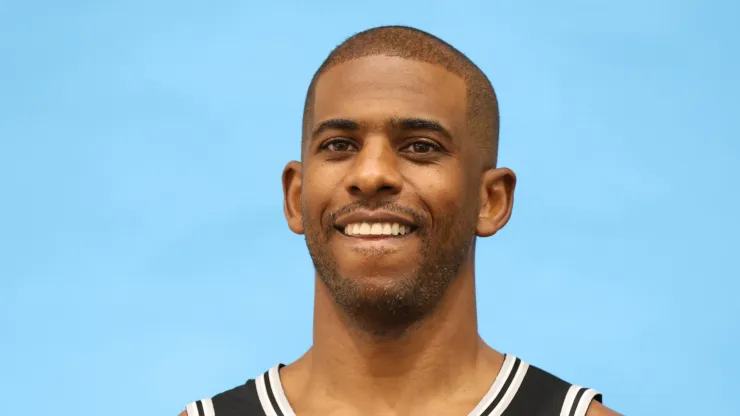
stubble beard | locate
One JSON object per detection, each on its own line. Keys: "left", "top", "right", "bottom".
{"left": 303, "top": 203, "right": 476, "bottom": 340}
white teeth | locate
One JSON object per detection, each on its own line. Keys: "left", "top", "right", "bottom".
{"left": 342, "top": 222, "right": 413, "bottom": 236}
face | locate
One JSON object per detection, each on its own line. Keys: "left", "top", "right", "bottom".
{"left": 282, "top": 56, "right": 514, "bottom": 337}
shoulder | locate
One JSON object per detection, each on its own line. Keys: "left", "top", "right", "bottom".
{"left": 586, "top": 400, "right": 622, "bottom": 416}
{"left": 512, "top": 358, "right": 621, "bottom": 416}
{"left": 180, "top": 378, "right": 264, "bottom": 416}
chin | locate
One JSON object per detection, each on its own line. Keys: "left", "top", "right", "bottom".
{"left": 349, "top": 274, "right": 413, "bottom": 296}
{"left": 316, "top": 259, "right": 452, "bottom": 338}
{"left": 337, "top": 263, "right": 418, "bottom": 286}
{"left": 337, "top": 266, "right": 424, "bottom": 303}
{"left": 334, "top": 275, "right": 436, "bottom": 340}
{"left": 334, "top": 243, "right": 419, "bottom": 266}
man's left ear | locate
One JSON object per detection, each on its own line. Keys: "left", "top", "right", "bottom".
{"left": 476, "top": 167, "right": 516, "bottom": 237}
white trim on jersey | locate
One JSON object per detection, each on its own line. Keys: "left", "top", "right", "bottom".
{"left": 255, "top": 373, "right": 280, "bottom": 416}
{"left": 185, "top": 401, "right": 199, "bottom": 416}
{"left": 573, "top": 388, "right": 601, "bottom": 416}
{"left": 560, "top": 385, "right": 583, "bottom": 416}
{"left": 269, "top": 365, "right": 297, "bottom": 416}
{"left": 466, "top": 354, "right": 518, "bottom": 415}
{"left": 489, "top": 361, "right": 529, "bottom": 416}
{"left": 201, "top": 398, "right": 216, "bottom": 416}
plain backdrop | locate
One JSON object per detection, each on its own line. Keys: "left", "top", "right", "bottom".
{"left": 1, "top": 0, "right": 738, "bottom": 414}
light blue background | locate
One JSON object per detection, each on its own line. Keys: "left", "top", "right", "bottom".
{"left": 1, "top": 1, "right": 737, "bottom": 415}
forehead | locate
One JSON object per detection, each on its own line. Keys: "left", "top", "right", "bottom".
{"left": 312, "top": 56, "right": 467, "bottom": 132}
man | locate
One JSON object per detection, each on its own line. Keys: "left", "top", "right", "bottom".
{"left": 181, "top": 26, "right": 620, "bottom": 416}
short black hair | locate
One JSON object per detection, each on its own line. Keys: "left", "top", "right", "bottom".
{"left": 302, "top": 25, "right": 500, "bottom": 167}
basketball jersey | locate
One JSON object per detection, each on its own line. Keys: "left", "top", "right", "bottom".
{"left": 184, "top": 354, "right": 602, "bottom": 416}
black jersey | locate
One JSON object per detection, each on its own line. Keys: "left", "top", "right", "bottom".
{"left": 184, "top": 354, "right": 602, "bottom": 416}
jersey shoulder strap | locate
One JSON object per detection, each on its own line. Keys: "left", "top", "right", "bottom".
{"left": 185, "top": 378, "right": 266, "bottom": 416}
{"left": 501, "top": 363, "right": 602, "bottom": 416}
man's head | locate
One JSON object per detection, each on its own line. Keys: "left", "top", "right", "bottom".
{"left": 282, "top": 26, "right": 515, "bottom": 338}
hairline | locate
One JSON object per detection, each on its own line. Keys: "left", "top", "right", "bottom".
{"left": 303, "top": 53, "right": 476, "bottom": 142}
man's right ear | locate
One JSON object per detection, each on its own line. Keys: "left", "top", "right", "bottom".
{"left": 282, "top": 161, "right": 304, "bottom": 235}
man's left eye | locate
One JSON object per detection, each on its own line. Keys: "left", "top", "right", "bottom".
{"left": 403, "top": 141, "right": 439, "bottom": 153}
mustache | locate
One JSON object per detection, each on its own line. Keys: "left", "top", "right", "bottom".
{"left": 324, "top": 200, "right": 427, "bottom": 230}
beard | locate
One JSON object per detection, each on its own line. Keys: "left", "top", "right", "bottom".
{"left": 303, "top": 199, "right": 477, "bottom": 339}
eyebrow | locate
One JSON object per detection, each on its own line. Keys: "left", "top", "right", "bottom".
{"left": 390, "top": 117, "right": 452, "bottom": 140}
{"left": 310, "top": 116, "right": 453, "bottom": 141}
{"left": 312, "top": 118, "right": 361, "bottom": 140}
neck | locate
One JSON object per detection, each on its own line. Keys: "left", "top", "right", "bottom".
{"left": 304, "top": 261, "right": 496, "bottom": 408}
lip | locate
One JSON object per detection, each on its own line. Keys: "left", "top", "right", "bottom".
{"left": 334, "top": 210, "right": 417, "bottom": 229}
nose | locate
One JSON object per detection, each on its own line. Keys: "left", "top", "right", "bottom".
{"left": 343, "top": 137, "right": 403, "bottom": 199}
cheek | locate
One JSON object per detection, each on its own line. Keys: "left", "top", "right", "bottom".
{"left": 410, "top": 165, "right": 468, "bottom": 212}
{"left": 303, "top": 166, "right": 343, "bottom": 217}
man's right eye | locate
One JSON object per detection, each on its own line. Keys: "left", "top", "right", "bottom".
{"left": 321, "top": 139, "right": 357, "bottom": 152}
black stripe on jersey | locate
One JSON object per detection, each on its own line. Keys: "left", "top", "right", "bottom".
{"left": 480, "top": 357, "right": 521, "bottom": 416}
{"left": 196, "top": 400, "right": 204, "bottom": 416}
{"left": 210, "top": 379, "right": 266, "bottom": 416}
{"left": 569, "top": 388, "right": 586, "bottom": 416}
{"left": 499, "top": 364, "right": 572, "bottom": 415}
{"left": 263, "top": 371, "right": 285, "bottom": 416}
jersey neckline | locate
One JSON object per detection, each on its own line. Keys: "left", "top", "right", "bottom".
{"left": 254, "top": 353, "right": 529, "bottom": 416}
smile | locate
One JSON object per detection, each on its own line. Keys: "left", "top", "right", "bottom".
{"left": 333, "top": 209, "right": 419, "bottom": 239}
{"left": 341, "top": 222, "right": 416, "bottom": 237}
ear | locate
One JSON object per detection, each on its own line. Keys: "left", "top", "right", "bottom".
{"left": 282, "top": 160, "right": 304, "bottom": 235}
{"left": 476, "top": 167, "right": 516, "bottom": 237}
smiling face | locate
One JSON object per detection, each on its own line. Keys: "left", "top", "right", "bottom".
{"left": 283, "top": 55, "right": 512, "bottom": 337}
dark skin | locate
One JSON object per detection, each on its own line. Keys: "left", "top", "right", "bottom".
{"left": 180, "top": 55, "right": 620, "bottom": 416}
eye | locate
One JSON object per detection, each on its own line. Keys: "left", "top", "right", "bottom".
{"left": 321, "top": 138, "right": 357, "bottom": 152}
{"left": 401, "top": 140, "right": 441, "bottom": 154}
